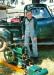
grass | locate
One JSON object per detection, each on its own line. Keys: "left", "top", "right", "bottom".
{"left": 37, "top": 49, "right": 54, "bottom": 75}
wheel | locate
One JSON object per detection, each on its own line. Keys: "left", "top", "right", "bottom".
{"left": 0, "top": 37, "right": 7, "bottom": 51}
{"left": 4, "top": 47, "right": 18, "bottom": 65}
{"left": 4, "top": 47, "right": 14, "bottom": 63}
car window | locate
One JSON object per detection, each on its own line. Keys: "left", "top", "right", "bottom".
{"left": 32, "top": 7, "right": 51, "bottom": 19}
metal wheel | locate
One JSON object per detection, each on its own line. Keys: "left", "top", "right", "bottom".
{"left": 4, "top": 47, "right": 15, "bottom": 63}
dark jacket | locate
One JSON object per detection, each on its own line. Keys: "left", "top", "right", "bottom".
{"left": 22, "top": 17, "right": 37, "bottom": 37}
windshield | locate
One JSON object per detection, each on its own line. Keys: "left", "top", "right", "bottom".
{"left": 32, "top": 7, "right": 51, "bottom": 19}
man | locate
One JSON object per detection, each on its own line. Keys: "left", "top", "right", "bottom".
{"left": 22, "top": 10, "right": 38, "bottom": 58}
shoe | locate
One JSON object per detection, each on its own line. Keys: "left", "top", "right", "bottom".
{"left": 30, "top": 56, "right": 39, "bottom": 64}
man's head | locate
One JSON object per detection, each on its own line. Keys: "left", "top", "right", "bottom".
{"left": 26, "top": 10, "right": 32, "bottom": 20}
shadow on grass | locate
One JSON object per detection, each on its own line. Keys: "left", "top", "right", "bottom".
{"left": 37, "top": 46, "right": 54, "bottom": 65}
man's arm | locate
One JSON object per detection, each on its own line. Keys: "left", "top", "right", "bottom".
{"left": 21, "top": 18, "right": 25, "bottom": 35}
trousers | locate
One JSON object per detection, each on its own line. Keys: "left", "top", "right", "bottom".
{"left": 24, "top": 33, "right": 38, "bottom": 57}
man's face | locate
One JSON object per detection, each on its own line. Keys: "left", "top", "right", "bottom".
{"left": 26, "top": 11, "right": 32, "bottom": 19}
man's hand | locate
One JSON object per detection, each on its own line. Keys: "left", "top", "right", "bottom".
{"left": 33, "top": 37, "right": 37, "bottom": 42}
{"left": 22, "top": 35, "right": 25, "bottom": 39}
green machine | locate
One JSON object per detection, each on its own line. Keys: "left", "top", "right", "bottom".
{"left": 27, "top": 65, "right": 48, "bottom": 75}
{"left": 13, "top": 46, "right": 48, "bottom": 75}
{"left": 4, "top": 46, "right": 48, "bottom": 75}
{"left": 4, "top": 45, "right": 29, "bottom": 66}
